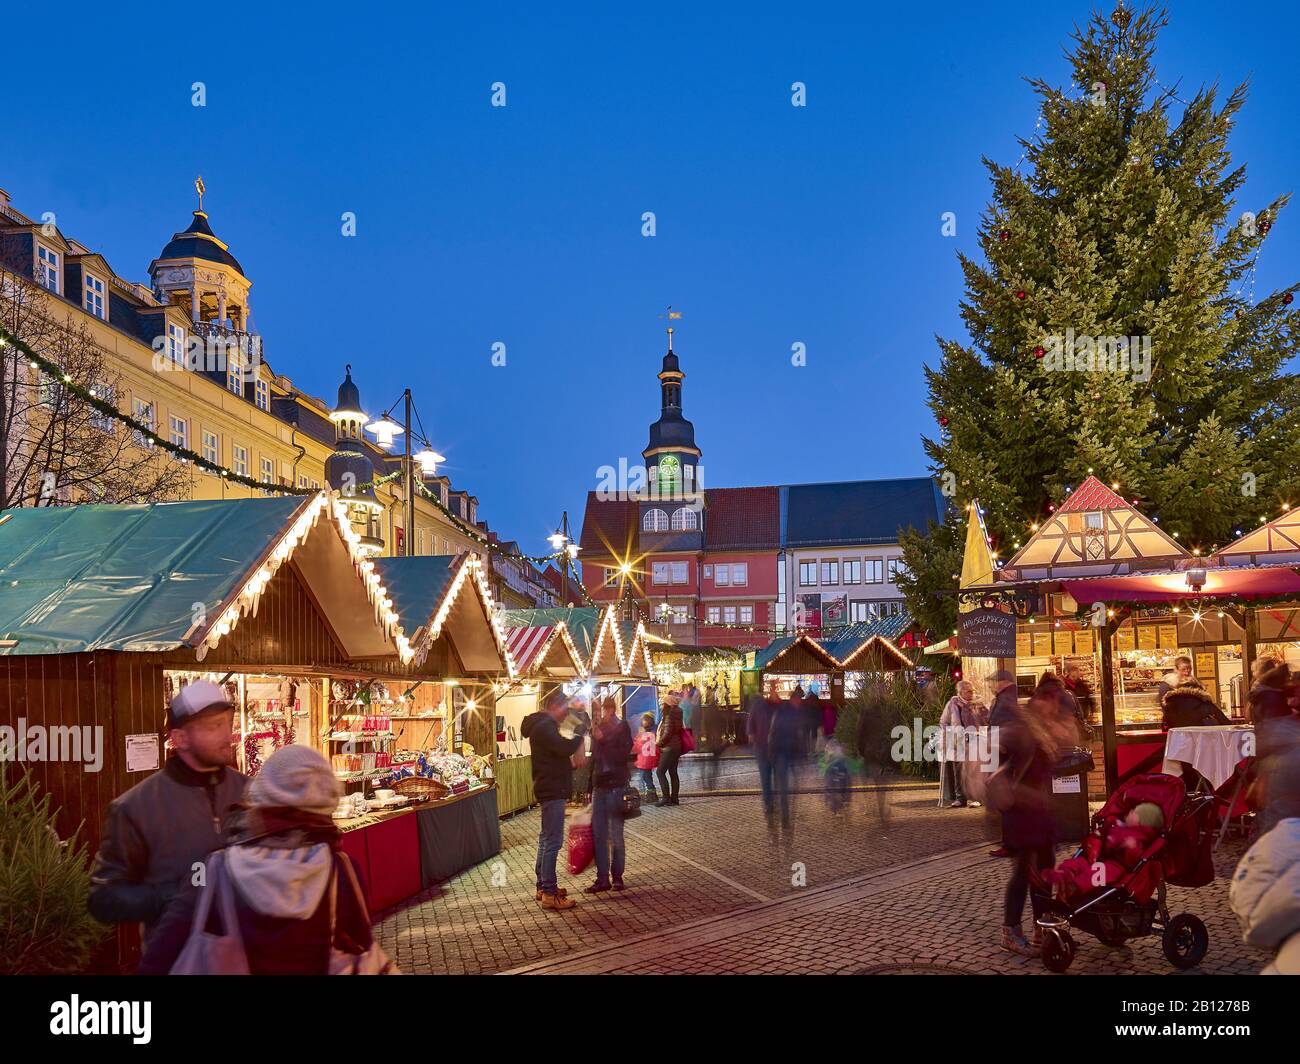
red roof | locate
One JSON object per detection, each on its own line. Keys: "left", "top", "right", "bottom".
{"left": 1057, "top": 476, "right": 1131, "bottom": 513}
{"left": 705, "top": 486, "right": 780, "bottom": 549}
{"left": 578, "top": 493, "right": 639, "bottom": 558}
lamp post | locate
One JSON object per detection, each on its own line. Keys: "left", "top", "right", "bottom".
{"left": 548, "top": 511, "right": 580, "bottom": 604}
{"left": 368, "top": 391, "right": 442, "bottom": 558}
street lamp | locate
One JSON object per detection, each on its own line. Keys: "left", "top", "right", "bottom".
{"left": 548, "top": 511, "right": 575, "bottom": 604}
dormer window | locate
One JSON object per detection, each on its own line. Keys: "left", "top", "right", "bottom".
{"left": 84, "top": 273, "right": 105, "bottom": 319}
{"left": 255, "top": 377, "right": 269, "bottom": 411}
{"left": 167, "top": 323, "right": 186, "bottom": 365}
{"left": 227, "top": 347, "right": 244, "bottom": 395}
{"left": 37, "top": 245, "right": 60, "bottom": 293}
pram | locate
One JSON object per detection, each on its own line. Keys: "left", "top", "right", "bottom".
{"left": 1033, "top": 773, "right": 1218, "bottom": 972}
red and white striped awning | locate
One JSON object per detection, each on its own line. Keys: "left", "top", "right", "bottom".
{"left": 505, "top": 625, "right": 559, "bottom": 675}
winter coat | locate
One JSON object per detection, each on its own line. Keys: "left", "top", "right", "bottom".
{"left": 88, "top": 756, "right": 247, "bottom": 950}
{"left": 592, "top": 718, "right": 633, "bottom": 790}
{"left": 1161, "top": 681, "right": 1230, "bottom": 730}
{"left": 938, "top": 696, "right": 986, "bottom": 763}
{"left": 987, "top": 684, "right": 1020, "bottom": 730}
{"left": 521, "top": 711, "right": 583, "bottom": 802}
{"left": 1229, "top": 818, "right": 1300, "bottom": 975}
{"left": 747, "top": 697, "right": 777, "bottom": 755}
{"left": 1257, "top": 715, "right": 1300, "bottom": 835}
{"left": 138, "top": 810, "right": 372, "bottom": 975}
{"left": 632, "top": 730, "right": 660, "bottom": 771}
{"left": 769, "top": 701, "right": 803, "bottom": 760}
{"left": 657, "top": 708, "right": 684, "bottom": 751}
{"left": 1249, "top": 664, "right": 1293, "bottom": 725}
{"left": 997, "top": 702, "right": 1056, "bottom": 849}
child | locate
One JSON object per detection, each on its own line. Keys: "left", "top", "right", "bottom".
{"left": 1043, "top": 801, "right": 1166, "bottom": 900}
{"left": 632, "top": 713, "right": 660, "bottom": 801}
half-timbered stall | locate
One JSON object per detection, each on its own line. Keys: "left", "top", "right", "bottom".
{"left": 958, "top": 476, "right": 1300, "bottom": 797}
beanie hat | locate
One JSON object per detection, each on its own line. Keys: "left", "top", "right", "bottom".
{"left": 246, "top": 745, "right": 341, "bottom": 817}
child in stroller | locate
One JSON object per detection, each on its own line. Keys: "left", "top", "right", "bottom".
{"left": 1033, "top": 773, "right": 1218, "bottom": 972}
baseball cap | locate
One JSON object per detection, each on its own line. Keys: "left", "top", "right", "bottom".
{"left": 991, "top": 669, "right": 1016, "bottom": 683}
{"left": 168, "top": 679, "right": 234, "bottom": 728}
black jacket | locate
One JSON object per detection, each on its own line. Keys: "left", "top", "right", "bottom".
{"left": 592, "top": 719, "right": 633, "bottom": 790}
{"left": 1161, "top": 683, "right": 1230, "bottom": 729}
{"left": 522, "top": 711, "right": 583, "bottom": 801}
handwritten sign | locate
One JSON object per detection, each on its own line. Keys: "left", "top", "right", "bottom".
{"left": 959, "top": 607, "right": 1018, "bottom": 658}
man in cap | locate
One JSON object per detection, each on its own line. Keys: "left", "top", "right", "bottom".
{"left": 88, "top": 679, "right": 247, "bottom": 953}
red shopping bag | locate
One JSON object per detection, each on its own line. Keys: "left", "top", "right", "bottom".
{"left": 566, "top": 810, "right": 594, "bottom": 875}
{"left": 681, "top": 727, "right": 696, "bottom": 754}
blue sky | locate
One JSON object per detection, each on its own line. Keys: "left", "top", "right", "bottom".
{"left": 5, "top": 1, "right": 1297, "bottom": 554}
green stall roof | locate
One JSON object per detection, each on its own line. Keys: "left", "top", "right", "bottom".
{"left": 0, "top": 496, "right": 312, "bottom": 656}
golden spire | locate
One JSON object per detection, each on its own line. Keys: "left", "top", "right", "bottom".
{"left": 195, "top": 175, "right": 206, "bottom": 212}
{"left": 660, "top": 305, "right": 682, "bottom": 350}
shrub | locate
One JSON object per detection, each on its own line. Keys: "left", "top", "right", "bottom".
{"left": 0, "top": 767, "right": 105, "bottom": 974}
{"left": 836, "top": 672, "right": 954, "bottom": 779}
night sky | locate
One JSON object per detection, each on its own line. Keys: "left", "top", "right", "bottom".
{"left": 5, "top": 1, "right": 1297, "bottom": 554}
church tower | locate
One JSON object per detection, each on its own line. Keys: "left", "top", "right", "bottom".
{"left": 642, "top": 324, "right": 702, "bottom": 499}
{"left": 326, "top": 365, "right": 385, "bottom": 554}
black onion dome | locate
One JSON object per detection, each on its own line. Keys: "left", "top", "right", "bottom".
{"left": 648, "top": 413, "right": 697, "bottom": 451}
{"left": 661, "top": 350, "right": 681, "bottom": 374}
{"left": 335, "top": 364, "right": 363, "bottom": 418}
{"left": 157, "top": 211, "right": 245, "bottom": 274}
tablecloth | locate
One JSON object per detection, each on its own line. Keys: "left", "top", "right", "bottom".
{"left": 1162, "top": 726, "right": 1255, "bottom": 789}
{"left": 415, "top": 786, "right": 501, "bottom": 885}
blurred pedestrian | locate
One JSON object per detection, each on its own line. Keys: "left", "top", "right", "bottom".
{"left": 1250, "top": 657, "right": 1293, "bottom": 726}
{"left": 1230, "top": 817, "right": 1300, "bottom": 974}
{"left": 994, "top": 693, "right": 1061, "bottom": 956}
{"left": 748, "top": 692, "right": 778, "bottom": 817}
{"left": 986, "top": 669, "right": 1019, "bottom": 858}
{"left": 769, "top": 692, "right": 803, "bottom": 836}
{"left": 522, "top": 690, "right": 586, "bottom": 910}
{"left": 139, "top": 746, "right": 389, "bottom": 974}
{"left": 587, "top": 698, "right": 633, "bottom": 893}
{"left": 88, "top": 680, "right": 247, "bottom": 954}
{"left": 702, "top": 697, "right": 727, "bottom": 790}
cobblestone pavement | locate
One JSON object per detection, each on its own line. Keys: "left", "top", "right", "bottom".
{"left": 375, "top": 772, "right": 1267, "bottom": 976}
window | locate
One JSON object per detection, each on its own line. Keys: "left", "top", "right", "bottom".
{"left": 232, "top": 444, "right": 248, "bottom": 477}
{"left": 850, "top": 600, "right": 872, "bottom": 623}
{"left": 723, "top": 606, "right": 737, "bottom": 624}
{"left": 703, "top": 565, "right": 713, "bottom": 578}
{"left": 202, "top": 430, "right": 220, "bottom": 465}
{"left": 731, "top": 562, "right": 748, "bottom": 586}
{"left": 672, "top": 605, "right": 689, "bottom": 623}
{"left": 36, "top": 245, "right": 59, "bottom": 293}
{"left": 260, "top": 456, "right": 274, "bottom": 484}
{"left": 843, "top": 559, "right": 861, "bottom": 584}
{"left": 670, "top": 561, "right": 688, "bottom": 584}
{"left": 298, "top": 473, "right": 310, "bottom": 489}
{"left": 887, "top": 558, "right": 908, "bottom": 583}
{"left": 167, "top": 323, "right": 186, "bottom": 365}
{"left": 715, "top": 565, "right": 730, "bottom": 587}
{"left": 89, "top": 383, "right": 114, "bottom": 432}
{"left": 799, "top": 560, "right": 817, "bottom": 586}
{"left": 707, "top": 606, "right": 720, "bottom": 623}
{"left": 84, "top": 273, "right": 105, "bottom": 319}
{"left": 1085, "top": 511, "right": 1104, "bottom": 530}
{"left": 652, "top": 561, "right": 669, "bottom": 585}
{"left": 670, "top": 507, "right": 698, "bottom": 531}
{"left": 739, "top": 605, "right": 754, "bottom": 625}
{"left": 132, "top": 398, "right": 155, "bottom": 448}
{"left": 255, "top": 378, "right": 269, "bottom": 411}
{"left": 227, "top": 348, "right": 244, "bottom": 395}
{"left": 643, "top": 508, "right": 669, "bottom": 532}
{"left": 168, "top": 414, "right": 188, "bottom": 449}
{"left": 864, "top": 559, "right": 884, "bottom": 583}
{"left": 821, "top": 560, "right": 839, "bottom": 585}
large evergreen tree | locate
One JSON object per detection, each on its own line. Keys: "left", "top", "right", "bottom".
{"left": 903, "top": 3, "right": 1299, "bottom": 620}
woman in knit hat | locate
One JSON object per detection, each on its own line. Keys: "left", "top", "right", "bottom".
{"left": 139, "top": 745, "right": 382, "bottom": 975}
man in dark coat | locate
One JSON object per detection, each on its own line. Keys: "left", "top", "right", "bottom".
{"left": 986, "top": 670, "right": 1019, "bottom": 857}
{"left": 1162, "top": 679, "right": 1230, "bottom": 730}
{"left": 88, "top": 680, "right": 247, "bottom": 954}
{"left": 522, "top": 690, "right": 586, "bottom": 910}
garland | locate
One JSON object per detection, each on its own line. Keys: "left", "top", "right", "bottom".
{"left": 413, "top": 479, "right": 567, "bottom": 566}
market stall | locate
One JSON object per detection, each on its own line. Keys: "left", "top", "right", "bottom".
{"left": 0, "top": 493, "right": 417, "bottom": 967}
{"left": 957, "top": 477, "right": 1300, "bottom": 796}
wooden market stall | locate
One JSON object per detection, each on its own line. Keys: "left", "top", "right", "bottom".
{"left": 0, "top": 492, "right": 417, "bottom": 967}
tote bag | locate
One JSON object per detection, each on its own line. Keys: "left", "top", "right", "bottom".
{"left": 170, "top": 851, "right": 251, "bottom": 975}
{"left": 328, "top": 854, "right": 400, "bottom": 975}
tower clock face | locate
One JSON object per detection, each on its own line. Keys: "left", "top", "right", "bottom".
{"left": 658, "top": 454, "right": 680, "bottom": 494}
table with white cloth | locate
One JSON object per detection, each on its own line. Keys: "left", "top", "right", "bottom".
{"left": 1161, "top": 726, "right": 1254, "bottom": 789}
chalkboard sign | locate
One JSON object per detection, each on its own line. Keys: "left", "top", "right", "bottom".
{"left": 959, "top": 606, "right": 1018, "bottom": 658}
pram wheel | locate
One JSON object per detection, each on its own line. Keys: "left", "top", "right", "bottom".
{"left": 1161, "top": 913, "right": 1208, "bottom": 969}
{"left": 1041, "top": 928, "right": 1076, "bottom": 973}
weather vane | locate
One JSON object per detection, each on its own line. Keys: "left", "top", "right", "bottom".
{"left": 658, "top": 305, "right": 683, "bottom": 348}
{"left": 195, "top": 176, "right": 206, "bottom": 212}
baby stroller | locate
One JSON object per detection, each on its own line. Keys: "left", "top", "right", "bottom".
{"left": 1034, "top": 773, "right": 1218, "bottom": 972}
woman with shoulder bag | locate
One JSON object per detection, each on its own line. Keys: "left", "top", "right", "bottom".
{"left": 140, "top": 745, "right": 395, "bottom": 975}
{"left": 586, "top": 697, "right": 634, "bottom": 893}
{"left": 991, "top": 694, "right": 1060, "bottom": 957}
{"left": 656, "top": 699, "right": 685, "bottom": 807}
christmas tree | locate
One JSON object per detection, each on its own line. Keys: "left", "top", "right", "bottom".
{"left": 903, "top": 2, "right": 1299, "bottom": 619}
